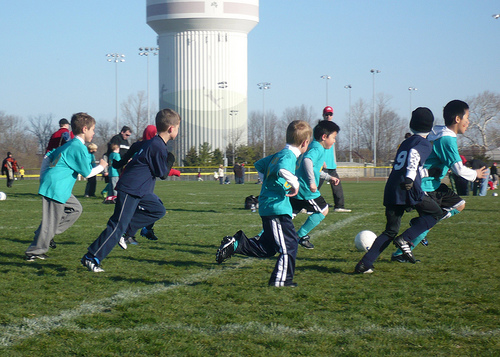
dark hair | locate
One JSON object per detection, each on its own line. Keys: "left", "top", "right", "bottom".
{"left": 443, "top": 100, "right": 469, "bottom": 126}
{"left": 155, "top": 108, "right": 181, "bottom": 132}
{"left": 313, "top": 120, "right": 340, "bottom": 141}
{"left": 71, "top": 112, "right": 96, "bottom": 135}
{"left": 120, "top": 126, "right": 132, "bottom": 133}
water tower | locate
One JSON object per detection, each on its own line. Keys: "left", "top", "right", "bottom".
{"left": 146, "top": 0, "right": 259, "bottom": 162}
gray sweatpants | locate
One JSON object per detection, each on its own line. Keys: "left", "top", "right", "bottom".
{"left": 26, "top": 195, "right": 82, "bottom": 255}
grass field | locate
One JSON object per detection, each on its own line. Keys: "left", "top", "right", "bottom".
{"left": 0, "top": 178, "right": 499, "bottom": 356}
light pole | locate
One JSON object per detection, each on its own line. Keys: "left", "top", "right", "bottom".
{"left": 229, "top": 110, "right": 239, "bottom": 164}
{"left": 370, "top": 69, "right": 380, "bottom": 167}
{"left": 107, "top": 53, "right": 125, "bottom": 132}
{"left": 320, "top": 75, "right": 331, "bottom": 105}
{"left": 344, "top": 85, "right": 352, "bottom": 162}
{"left": 408, "top": 87, "right": 417, "bottom": 119}
{"left": 218, "top": 81, "right": 228, "bottom": 161}
{"left": 257, "top": 82, "right": 271, "bottom": 157}
{"left": 139, "top": 47, "right": 159, "bottom": 125}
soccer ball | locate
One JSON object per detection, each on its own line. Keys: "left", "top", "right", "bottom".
{"left": 493, "top": 192, "right": 498, "bottom": 197}
{"left": 354, "top": 230, "right": 377, "bottom": 252}
{"left": 0, "top": 192, "right": 6, "bottom": 201}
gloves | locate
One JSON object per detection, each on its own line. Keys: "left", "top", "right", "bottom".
{"left": 400, "top": 178, "right": 414, "bottom": 191}
{"left": 428, "top": 167, "right": 442, "bottom": 178}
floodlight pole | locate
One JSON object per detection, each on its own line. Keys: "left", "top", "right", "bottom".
{"left": 107, "top": 53, "right": 125, "bottom": 132}
{"left": 408, "top": 87, "right": 417, "bottom": 119}
{"left": 321, "top": 75, "right": 331, "bottom": 106}
{"left": 257, "top": 82, "right": 271, "bottom": 158}
{"left": 344, "top": 85, "right": 352, "bottom": 162}
{"left": 139, "top": 47, "right": 159, "bottom": 124}
{"left": 370, "top": 69, "right": 380, "bottom": 167}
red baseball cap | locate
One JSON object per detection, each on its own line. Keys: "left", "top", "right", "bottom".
{"left": 323, "top": 106, "right": 334, "bottom": 115}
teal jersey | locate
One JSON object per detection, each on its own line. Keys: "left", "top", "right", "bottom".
{"left": 296, "top": 140, "right": 326, "bottom": 200}
{"left": 108, "top": 152, "right": 121, "bottom": 177}
{"left": 255, "top": 147, "right": 299, "bottom": 217}
{"left": 323, "top": 143, "right": 336, "bottom": 169}
{"left": 421, "top": 125, "right": 461, "bottom": 192}
{"left": 39, "top": 138, "right": 93, "bottom": 204}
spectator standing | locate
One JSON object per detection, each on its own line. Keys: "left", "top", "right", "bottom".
{"left": 46, "top": 118, "right": 75, "bottom": 153}
{"left": 317, "top": 106, "right": 351, "bottom": 212}
{"left": 218, "top": 165, "right": 224, "bottom": 185}
{"left": 2, "top": 152, "right": 18, "bottom": 188}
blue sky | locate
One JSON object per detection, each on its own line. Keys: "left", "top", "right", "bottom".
{"left": 1, "top": 0, "right": 499, "bottom": 131}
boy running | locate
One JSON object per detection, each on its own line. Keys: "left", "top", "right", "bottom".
{"left": 81, "top": 109, "right": 180, "bottom": 272}
{"left": 25, "top": 113, "right": 107, "bottom": 261}
{"left": 392, "top": 100, "right": 487, "bottom": 261}
{"left": 216, "top": 120, "right": 312, "bottom": 287}
{"left": 355, "top": 108, "right": 443, "bottom": 273}
{"left": 291, "top": 120, "right": 340, "bottom": 249}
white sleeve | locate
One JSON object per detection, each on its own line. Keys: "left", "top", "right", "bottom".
{"left": 406, "top": 148, "right": 420, "bottom": 181}
{"left": 86, "top": 165, "right": 104, "bottom": 178}
{"left": 451, "top": 161, "right": 477, "bottom": 182}
{"left": 278, "top": 168, "right": 299, "bottom": 190}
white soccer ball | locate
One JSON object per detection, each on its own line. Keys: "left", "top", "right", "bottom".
{"left": 493, "top": 192, "right": 498, "bottom": 197}
{"left": 354, "top": 230, "right": 377, "bottom": 252}
{"left": 0, "top": 192, "right": 6, "bottom": 201}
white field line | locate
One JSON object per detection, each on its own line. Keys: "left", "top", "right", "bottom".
{"left": 66, "top": 322, "right": 500, "bottom": 338}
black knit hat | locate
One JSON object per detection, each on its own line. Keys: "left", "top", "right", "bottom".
{"left": 410, "top": 107, "right": 434, "bottom": 133}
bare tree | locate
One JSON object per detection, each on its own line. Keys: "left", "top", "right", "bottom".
{"left": 463, "top": 91, "right": 500, "bottom": 150}
{"left": 93, "top": 119, "right": 114, "bottom": 159}
{"left": 122, "top": 91, "right": 148, "bottom": 141}
{"left": 27, "top": 114, "right": 55, "bottom": 154}
{"left": 281, "top": 105, "right": 319, "bottom": 126}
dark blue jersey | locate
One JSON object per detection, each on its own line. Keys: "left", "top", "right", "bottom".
{"left": 384, "top": 135, "right": 432, "bottom": 207}
{"left": 115, "top": 136, "right": 169, "bottom": 197}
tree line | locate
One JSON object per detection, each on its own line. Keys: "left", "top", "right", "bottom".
{"left": 1, "top": 90, "right": 499, "bottom": 170}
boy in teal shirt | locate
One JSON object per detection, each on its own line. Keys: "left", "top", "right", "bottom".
{"left": 25, "top": 113, "right": 107, "bottom": 261}
{"left": 106, "top": 143, "right": 121, "bottom": 198}
{"left": 392, "top": 100, "right": 487, "bottom": 261}
{"left": 290, "top": 120, "right": 340, "bottom": 249}
{"left": 216, "top": 120, "right": 312, "bottom": 287}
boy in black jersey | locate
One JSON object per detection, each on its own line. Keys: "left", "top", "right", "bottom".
{"left": 81, "top": 109, "right": 180, "bottom": 272}
{"left": 355, "top": 108, "right": 443, "bottom": 273}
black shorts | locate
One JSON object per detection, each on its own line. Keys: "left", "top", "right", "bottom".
{"left": 290, "top": 196, "right": 328, "bottom": 215}
{"left": 426, "top": 183, "right": 465, "bottom": 211}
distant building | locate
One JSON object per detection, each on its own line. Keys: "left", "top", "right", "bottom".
{"left": 147, "top": 0, "right": 259, "bottom": 162}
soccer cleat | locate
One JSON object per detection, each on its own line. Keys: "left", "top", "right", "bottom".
{"left": 393, "top": 236, "right": 416, "bottom": 264}
{"left": 334, "top": 208, "right": 352, "bottom": 213}
{"left": 420, "top": 238, "right": 429, "bottom": 246}
{"left": 118, "top": 236, "right": 128, "bottom": 250}
{"left": 81, "top": 256, "right": 104, "bottom": 273}
{"left": 354, "top": 261, "right": 374, "bottom": 274}
{"left": 25, "top": 253, "right": 49, "bottom": 261}
{"left": 141, "top": 227, "right": 158, "bottom": 241}
{"left": 49, "top": 239, "right": 57, "bottom": 249}
{"left": 391, "top": 254, "right": 421, "bottom": 263}
{"left": 298, "top": 235, "right": 314, "bottom": 249}
{"left": 216, "top": 236, "right": 236, "bottom": 264}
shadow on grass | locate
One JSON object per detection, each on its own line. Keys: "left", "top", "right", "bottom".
{"left": 115, "top": 255, "right": 210, "bottom": 268}
{"left": 107, "top": 275, "right": 175, "bottom": 285}
{"left": 165, "top": 207, "right": 218, "bottom": 213}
